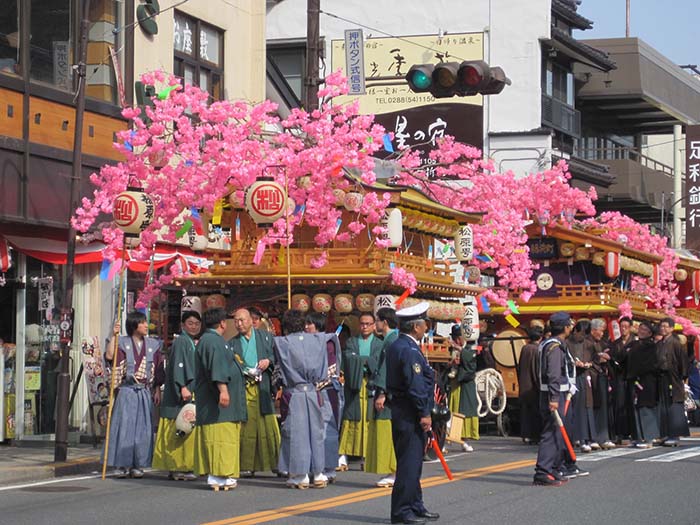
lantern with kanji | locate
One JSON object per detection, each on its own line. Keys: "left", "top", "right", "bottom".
{"left": 454, "top": 225, "right": 474, "bottom": 262}
{"left": 605, "top": 252, "right": 620, "bottom": 279}
{"left": 312, "top": 293, "right": 332, "bottom": 313}
{"left": 113, "top": 187, "right": 155, "bottom": 243}
{"left": 374, "top": 294, "right": 396, "bottom": 314}
{"left": 244, "top": 177, "right": 288, "bottom": 226}
{"left": 380, "top": 208, "right": 403, "bottom": 248}
{"left": 334, "top": 294, "right": 354, "bottom": 314}
{"left": 181, "top": 295, "right": 202, "bottom": 316}
{"left": 461, "top": 298, "right": 480, "bottom": 343}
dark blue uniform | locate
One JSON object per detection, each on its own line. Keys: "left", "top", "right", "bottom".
{"left": 386, "top": 333, "right": 434, "bottom": 522}
{"left": 535, "top": 337, "right": 575, "bottom": 479}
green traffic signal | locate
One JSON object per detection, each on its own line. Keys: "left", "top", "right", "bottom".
{"left": 411, "top": 70, "right": 432, "bottom": 90}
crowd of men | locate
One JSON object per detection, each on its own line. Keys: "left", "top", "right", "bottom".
{"left": 102, "top": 303, "right": 443, "bottom": 523}
{"left": 521, "top": 312, "right": 694, "bottom": 486}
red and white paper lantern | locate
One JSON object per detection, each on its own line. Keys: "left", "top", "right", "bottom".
{"left": 692, "top": 270, "right": 700, "bottom": 293}
{"left": 113, "top": 187, "right": 155, "bottom": 240}
{"left": 244, "top": 178, "right": 287, "bottom": 226}
{"left": 649, "top": 264, "right": 660, "bottom": 288}
{"left": 604, "top": 252, "right": 620, "bottom": 279}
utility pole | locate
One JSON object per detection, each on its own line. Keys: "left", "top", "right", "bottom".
{"left": 626, "top": 0, "right": 631, "bottom": 37}
{"left": 304, "top": 0, "right": 320, "bottom": 112}
{"left": 55, "top": 0, "right": 91, "bottom": 462}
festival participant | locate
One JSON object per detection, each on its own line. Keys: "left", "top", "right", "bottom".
{"left": 657, "top": 318, "right": 690, "bottom": 446}
{"left": 567, "top": 320, "right": 597, "bottom": 452}
{"left": 338, "top": 312, "right": 383, "bottom": 470}
{"left": 448, "top": 324, "right": 478, "bottom": 453}
{"left": 610, "top": 317, "right": 635, "bottom": 444}
{"left": 386, "top": 302, "right": 438, "bottom": 524}
{"left": 304, "top": 311, "right": 343, "bottom": 484}
{"left": 587, "top": 319, "right": 615, "bottom": 450}
{"left": 275, "top": 309, "right": 339, "bottom": 489}
{"left": 625, "top": 321, "right": 660, "bottom": 448}
{"left": 518, "top": 325, "right": 544, "bottom": 445}
{"left": 153, "top": 311, "right": 201, "bottom": 480}
{"left": 533, "top": 312, "right": 575, "bottom": 486}
{"left": 105, "top": 311, "right": 163, "bottom": 479}
{"left": 193, "top": 307, "right": 247, "bottom": 491}
{"left": 229, "top": 308, "right": 280, "bottom": 477}
{"left": 365, "top": 307, "right": 398, "bottom": 488}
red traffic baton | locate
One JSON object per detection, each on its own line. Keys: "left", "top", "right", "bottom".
{"left": 563, "top": 392, "right": 572, "bottom": 416}
{"left": 552, "top": 409, "right": 577, "bottom": 463}
{"left": 429, "top": 432, "right": 453, "bottom": 480}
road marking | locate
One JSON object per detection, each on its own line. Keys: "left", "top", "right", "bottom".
{"left": 577, "top": 447, "right": 652, "bottom": 462}
{"left": 0, "top": 474, "right": 102, "bottom": 492}
{"left": 425, "top": 452, "right": 467, "bottom": 463}
{"left": 635, "top": 446, "right": 700, "bottom": 462}
{"left": 200, "top": 459, "right": 535, "bottom": 525}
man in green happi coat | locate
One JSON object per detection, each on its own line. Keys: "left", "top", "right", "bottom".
{"left": 153, "top": 310, "right": 202, "bottom": 480}
{"left": 193, "top": 307, "right": 247, "bottom": 490}
{"left": 365, "top": 307, "right": 398, "bottom": 487}
{"left": 229, "top": 308, "right": 280, "bottom": 476}
{"left": 338, "top": 312, "right": 385, "bottom": 470}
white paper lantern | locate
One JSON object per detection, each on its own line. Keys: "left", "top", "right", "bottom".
{"left": 181, "top": 296, "right": 202, "bottom": 316}
{"left": 343, "top": 191, "right": 364, "bottom": 212}
{"left": 113, "top": 187, "right": 155, "bottom": 236}
{"left": 454, "top": 225, "right": 474, "bottom": 262}
{"left": 461, "top": 297, "right": 480, "bottom": 343}
{"left": 244, "top": 178, "right": 287, "bottom": 226}
{"left": 374, "top": 294, "right": 396, "bottom": 314}
{"left": 381, "top": 208, "right": 403, "bottom": 248}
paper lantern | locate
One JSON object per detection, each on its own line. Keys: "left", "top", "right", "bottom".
{"left": 649, "top": 264, "right": 660, "bottom": 287}
{"left": 148, "top": 149, "right": 168, "bottom": 168}
{"left": 574, "top": 247, "right": 590, "bottom": 261}
{"left": 605, "top": 252, "right": 620, "bottom": 279}
{"left": 244, "top": 178, "right": 287, "bottom": 226}
{"left": 332, "top": 189, "right": 346, "bottom": 206}
{"left": 113, "top": 187, "right": 155, "bottom": 236}
{"left": 609, "top": 319, "right": 621, "bottom": 341}
{"left": 559, "top": 242, "right": 575, "bottom": 258}
{"left": 291, "top": 294, "right": 311, "bottom": 312}
{"left": 181, "top": 296, "right": 202, "bottom": 316}
{"left": 380, "top": 208, "right": 403, "bottom": 248}
{"left": 203, "top": 294, "right": 226, "bottom": 310}
{"left": 592, "top": 251, "right": 605, "bottom": 266}
{"left": 343, "top": 191, "right": 363, "bottom": 211}
{"left": 333, "top": 294, "right": 354, "bottom": 314}
{"left": 454, "top": 225, "right": 474, "bottom": 262}
{"left": 461, "top": 298, "right": 480, "bottom": 343}
{"left": 188, "top": 229, "right": 209, "bottom": 251}
{"left": 312, "top": 293, "right": 332, "bottom": 313}
{"left": 374, "top": 294, "right": 396, "bottom": 313}
{"left": 675, "top": 268, "right": 688, "bottom": 282}
{"left": 465, "top": 265, "right": 481, "bottom": 284}
{"left": 355, "top": 293, "right": 375, "bottom": 312}
{"left": 693, "top": 271, "right": 700, "bottom": 293}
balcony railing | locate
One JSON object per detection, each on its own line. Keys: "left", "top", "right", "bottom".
{"left": 575, "top": 143, "right": 678, "bottom": 179}
{"left": 542, "top": 94, "right": 581, "bottom": 138}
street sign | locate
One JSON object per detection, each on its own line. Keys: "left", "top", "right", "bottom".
{"left": 686, "top": 125, "right": 700, "bottom": 251}
{"left": 344, "top": 29, "right": 365, "bottom": 95}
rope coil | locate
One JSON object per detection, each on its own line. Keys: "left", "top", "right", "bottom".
{"left": 475, "top": 368, "right": 507, "bottom": 417}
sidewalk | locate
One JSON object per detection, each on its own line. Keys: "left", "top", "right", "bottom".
{"left": 0, "top": 443, "right": 102, "bottom": 487}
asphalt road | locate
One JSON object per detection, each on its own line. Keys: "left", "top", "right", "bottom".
{"left": 2, "top": 435, "right": 700, "bottom": 525}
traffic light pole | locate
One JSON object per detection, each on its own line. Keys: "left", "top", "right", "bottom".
{"left": 55, "top": 0, "right": 91, "bottom": 462}
{"left": 304, "top": 0, "right": 320, "bottom": 112}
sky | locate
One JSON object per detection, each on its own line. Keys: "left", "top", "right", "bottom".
{"left": 574, "top": 0, "right": 700, "bottom": 66}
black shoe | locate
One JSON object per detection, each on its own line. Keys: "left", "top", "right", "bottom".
{"left": 533, "top": 472, "right": 567, "bottom": 486}
{"left": 417, "top": 511, "right": 440, "bottom": 521}
{"left": 391, "top": 516, "right": 427, "bottom": 524}
{"left": 561, "top": 465, "right": 589, "bottom": 479}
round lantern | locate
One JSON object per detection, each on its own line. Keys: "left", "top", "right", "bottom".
{"left": 343, "top": 191, "right": 363, "bottom": 212}
{"left": 427, "top": 300, "right": 439, "bottom": 319}
{"left": 334, "top": 294, "right": 354, "bottom": 314}
{"left": 454, "top": 225, "right": 474, "bottom": 262}
{"left": 244, "top": 177, "right": 288, "bottom": 226}
{"left": 332, "top": 189, "right": 346, "bottom": 206}
{"left": 355, "top": 293, "right": 375, "bottom": 312}
{"left": 113, "top": 187, "right": 155, "bottom": 236}
{"left": 465, "top": 265, "right": 481, "bottom": 284}
{"left": 649, "top": 264, "right": 660, "bottom": 287}
{"left": 291, "top": 294, "right": 311, "bottom": 312}
{"left": 461, "top": 298, "right": 480, "bottom": 343}
{"left": 381, "top": 208, "right": 403, "bottom": 248}
{"left": 148, "top": 149, "right": 168, "bottom": 169}
{"left": 559, "top": 242, "right": 575, "bottom": 258}
{"left": 188, "top": 229, "right": 209, "bottom": 251}
{"left": 674, "top": 268, "right": 688, "bottom": 282}
{"left": 181, "top": 295, "right": 202, "bottom": 316}
{"left": 374, "top": 294, "right": 396, "bottom": 314}
{"left": 592, "top": 251, "right": 605, "bottom": 266}
{"left": 204, "top": 294, "right": 226, "bottom": 310}
{"left": 605, "top": 252, "right": 620, "bottom": 279}
{"left": 693, "top": 271, "right": 700, "bottom": 293}
{"left": 574, "top": 247, "right": 590, "bottom": 261}
{"left": 312, "top": 293, "right": 332, "bottom": 313}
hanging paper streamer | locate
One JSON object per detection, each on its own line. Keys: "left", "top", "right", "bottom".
{"left": 476, "top": 254, "right": 493, "bottom": 263}
{"left": 157, "top": 85, "right": 178, "bottom": 100}
{"left": 383, "top": 134, "right": 395, "bottom": 153}
{"left": 395, "top": 289, "right": 411, "bottom": 306}
{"left": 389, "top": 262, "right": 395, "bottom": 270}
{"left": 253, "top": 240, "right": 266, "bottom": 265}
{"left": 335, "top": 320, "right": 345, "bottom": 336}
{"left": 506, "top": 300, "right": 520, "bottom": 314}
{"left": 427, "top": 245, "right": 433, "bottom": 268}
{"left": 278, "top": 244, "right": 286, "bottom": 266}
{"left": 478, "top": 295, "right": 490, "bottom": 313}
{"left": 235, "top": 215, "right": 241, "bottom": 241}
{"left": 212, "top": 199, "right": 223, "bottom": 225}
{"left": 107, "top": 258, "right": 123, "bottom": 281}
{"left": 505, "top": 314, "right": 520, "bottom": 328}
{"left": 176, "top": 220, "right": 193, "bottom": 238}
{"left": 442, "top": 242, "right": 452, "bottom": 255}
{"left": 335, "top": 218, "right": 343, "bottom": 235}
{"left": 190, "top": 207, "right": 204, "bottom": 235}
{"left": 100, "top": 259, "right": 111, "bottom": 281}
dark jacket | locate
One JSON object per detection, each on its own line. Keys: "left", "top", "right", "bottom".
{"left": 626, "top": 337, "right": 659, "bottom": 408}
{"left": 229, "top": 328, "right": 276, "bottom": 416}
{"left": 342, "top": 334, "right": 384, "bottom": 421}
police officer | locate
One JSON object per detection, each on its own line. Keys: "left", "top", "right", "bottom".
{"left": 534, "top": 311, "right": 577, "bottom": 486}
{"left": 385, "top": 302, "right": 439, "bottom": 524}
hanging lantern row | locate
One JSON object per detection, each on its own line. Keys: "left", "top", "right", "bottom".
{"left": 590, "top": 251, "right": 654, "bottom": 277}
{"left": 113, "top": 186, "right": 155, "bottom": 247}
{"left": 401, "top": 208, "right": 460, "bottom": 237}
{"left": 674, "top": 268, "right": 688, "bottom": 282}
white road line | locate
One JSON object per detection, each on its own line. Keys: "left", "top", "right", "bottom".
{"left": 680, "top": 437, "right": 700, "bottom": 441}
{"left": 425, "top": 452, "right": 468, "bottom": 463}
{"left": 0, "top": 473, "right": 102, "bottom": 492}
{"left": 635, "top": 446, "right": 700, "bottom": 462}
{"left": 577, "top": 447, "right": 652, "bottom": 462}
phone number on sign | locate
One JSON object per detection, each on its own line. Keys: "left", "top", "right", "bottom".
{"left": 375, "top": 95, "right": 436, "bottom": 105}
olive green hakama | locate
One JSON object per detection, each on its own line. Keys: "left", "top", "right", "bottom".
{"left": 449, "top": 384, "right": 479, "bottom": 440}
{"left": 338, "top": 377, "right": 369, "bottom": 457}
{"left": 364, "top": 418, "right": 396, "bottom": 474}
{"left": 152, "top": 417, "right": 196, "bottom": 472}
{"left": 193, "top": 422, "right": 242, "bottom": 478}
{"left": 240, "top": 382, "right": 281, "bottom": 472}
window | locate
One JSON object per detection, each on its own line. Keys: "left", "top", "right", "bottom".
{"left": 0, "top": 1, "right": 20, "bottom": 76}
{"left": 173, "top": 12, "right": 223, "bottom": 100}
{"left": 29, "top": 0, "right": 72, "bottom": 89}
{"left": 543, "top": 60, "right": 574, "bottom": 107}
{"left": 268, "top": 42, "right": 306, "bottom": 102}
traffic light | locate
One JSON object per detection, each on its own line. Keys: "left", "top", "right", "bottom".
{"left": 405, "top": 60, "right": 511, "bottom": 98}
